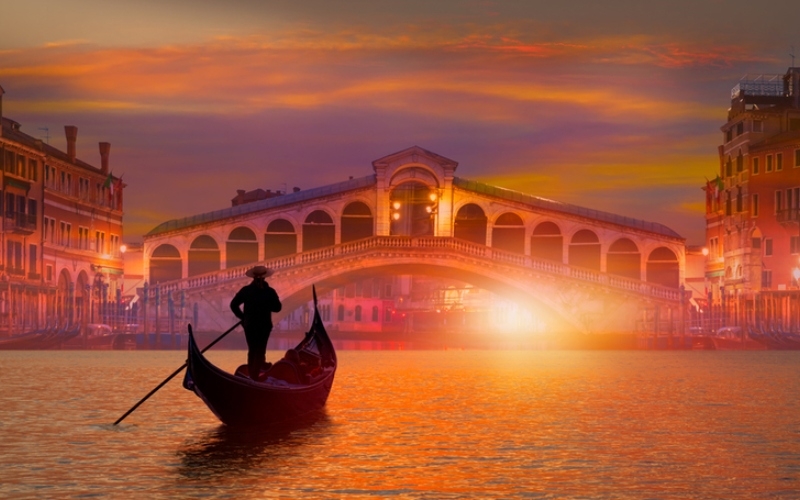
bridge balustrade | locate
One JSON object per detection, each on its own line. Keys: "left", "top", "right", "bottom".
{"left": 143, "top": 235, "right": 680, "bottom": 302}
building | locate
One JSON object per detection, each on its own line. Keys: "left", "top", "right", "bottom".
{"left": 0, "top": 85, "right": 125, "bottom": 336}
{"left": 705, "top": 67, "right": 800, "bottom": 330}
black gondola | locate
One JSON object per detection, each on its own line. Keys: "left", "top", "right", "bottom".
{"left": 183, "top": 287, "right": 337, "bottom": 427}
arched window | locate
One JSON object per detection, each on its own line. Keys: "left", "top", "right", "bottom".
{"left": 355, "top": 305, "right": 362, "bottom": 322}
{"left": 150, "top": 244, "right": 182, "bottom": 284}
{"left": 372, "top": 306, "right": 379, "bottom": 322}
{"left": 492, "top": 212, "right": 524, "bottom": 254}
{"left": 188, "top": 235, "right": 220, "bottom": 277}
{"left": 337, "top": 305, "right": 345, "bottom": 321}
{"left": 647, "top": 247, "right": 679, "bottom": 288}
{"left": 454, "top": 203, "right": 487, "bottom": 245}
{"left": 265, "top": 219, "right": 297, "bottom": 258}
{"left": 568, "top": 230, "right": 600, "bottom": 271}
{"left": 389, "top": 182, "right": 436, "bottom": 236}
{"left": 226, "top": 227, "right": 258, "bottom": 269}
{"left": 341, "top": 202, "right": 374, "bottom": 243}
{"left": 530, "top": 221, "right": 563, "bottom": 262}
{"left": 303, "top": 210, "right": 335, "bottom": 251}
{"left": 607, "top": 238, "right": 641, "bottom": 280}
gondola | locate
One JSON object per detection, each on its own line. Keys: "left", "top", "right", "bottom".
{"left": 183, "top": 287, "right": 337, "bottom": 427}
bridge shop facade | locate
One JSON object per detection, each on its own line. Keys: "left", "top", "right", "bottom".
{"left": 142, "top": 146, "right": 686, "bottom": 339}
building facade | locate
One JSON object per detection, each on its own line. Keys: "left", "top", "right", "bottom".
{"left": 0, "top": 86, "right": 125, "bottom": 336}
{"left": 706, "top": 67, "right": 800, "bottom": 330}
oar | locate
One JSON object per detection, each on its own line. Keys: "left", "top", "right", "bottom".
{"left": 112, "top": 321, "right": 241, "bottom": 426}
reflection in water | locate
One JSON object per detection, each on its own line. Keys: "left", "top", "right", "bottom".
{"left": 177, "top": 411, "right": 331, "bottom": 480}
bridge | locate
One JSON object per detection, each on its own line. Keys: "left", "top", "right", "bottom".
{"left": 138, "top": 146, "right": 686, "bottom": 336}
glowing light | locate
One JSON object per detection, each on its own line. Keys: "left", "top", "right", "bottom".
{"left": 701, "top": 247, "right": 709, "bottom": 256}
{"left": 392, "top": 212, "right": 400, "bottom": 220}
{"left": 425, "top": 206, "right": 433, "bottom": 213}
{"left": 392, "top": 201, "right": 401, "bottom": 210}
{"left": 429, "top": 193, "right": 437, "bottom": 202}
{"left": 793, "top": 267, "right": 800, "bottom": 282}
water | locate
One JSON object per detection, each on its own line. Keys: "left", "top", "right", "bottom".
{"left": 2, "top": 349, "right": 800, "bottom": 499}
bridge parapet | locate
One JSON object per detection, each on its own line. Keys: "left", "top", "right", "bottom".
{"left": 143, "top": 236, "right": 679, "bottom": 303}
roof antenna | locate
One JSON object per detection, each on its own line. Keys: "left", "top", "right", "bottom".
{"left": 792, "top": 45, "right": 796, "bottom": 67}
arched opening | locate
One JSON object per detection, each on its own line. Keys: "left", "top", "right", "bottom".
{"left": 389, "top": 182, "right": 436, "bottom": 236}
{"left": 492, "top": 212, "right": 525, "bottom": 254}
{"left": 303, "top": 210, "right": 335, "bottom": 251}
{"left": 188, "top": 235, "right": 220, "bottom": 277}
{"left": 647, "top": 247, "right": 679, "bottom": 288}
{"left": 57, "top": 270, "right": 71, "bottom": 326}
{"left": 150, "top": 244, "right": 182, "bottom": 284}
{"left": 530, "top": 221, "right": 563, "bottom": 262}
{"left": 341, "top": 201, "right": 374, "bottom": 243}
{"left": 337, "top": 304, "right": 345, "bottom": 321}
{"left": 568, "top": 229, "right": 600, "bottom": 271}
{"left": 607, "top": 238, "right": 641, "bottom": 280}
{"left": 265, "top": 219, "right": 297, "bottom": 258}
{"left": 355, "top": 305, "right": 362, "bottom": 322}
{"left": 454, "top": 203, "right": 487, "bottom": 245}
{"left": 76, "top": 271, "right": 88, "bottom": 325}
{"left": 226, "top": 227, "right": 258, "bottom": 269}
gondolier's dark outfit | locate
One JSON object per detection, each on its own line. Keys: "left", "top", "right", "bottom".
{"left": 230, "top": 266, "right": 282, "bottom": 380}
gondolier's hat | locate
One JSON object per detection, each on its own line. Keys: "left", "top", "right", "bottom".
{"left": 246, "top": 265, "right": 273, "bottom": 278}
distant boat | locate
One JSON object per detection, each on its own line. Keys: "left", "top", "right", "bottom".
{"left": 0, "top": 324, "right": 80, "bottom": 350}
{"left": 183, "top": 287, "right": 337, "bottom": 427}
{"left": 711, "top": 326, "right": 767, "bottom": 350}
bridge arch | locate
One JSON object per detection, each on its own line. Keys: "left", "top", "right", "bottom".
{"left": 265, "top": 218, "right": 298, "bottom": 258}
{"left": 341, "top": 201, "right": 374, "bottom": 243}
{"left": 150, "top": 243, "right": 182, "bottom": 284}
{"left": 303, "top": 209, "right": 335, "bottom": 250}
{"left": 492, "top": 212, "right": 525, "bottom": 254}
{"left": 568, "top": 229, "right": 601, "bottom": 270}
{"left": 646, "top": 247, "right": 679, "bottom": 288}
{"left": 188, "top": 234, "right": 220, "bottom": 277}
{"left": 530, "top": 221, "right": 563, "bottom": 262}
{"left": 226, "top": 226, "right": 258, "bottom": 269}
{"left": 389, "top": 181, "right": 436, "bottom": 237}
{"left": 454, "top": 203, "right": 487, "bottom": 244}
{"left": 607, "top": 238, "right": 641, "bottom": 280}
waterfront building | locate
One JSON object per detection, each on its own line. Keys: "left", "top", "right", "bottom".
{"left": 0, "top": 86, "right": 125, "bottom": 336}
{"left": 706, "top": 67, "right": 800, "bottom": 329}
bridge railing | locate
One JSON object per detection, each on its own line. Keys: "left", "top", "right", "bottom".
{"left": 145, "top": 236, "right": 680, "bottom": 301}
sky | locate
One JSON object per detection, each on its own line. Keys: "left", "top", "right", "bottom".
{"left": 0, "top": 0, "right": 797, "bottom": 244}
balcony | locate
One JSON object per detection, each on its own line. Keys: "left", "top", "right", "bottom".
{"left": 3, "top": 212, "right": 36, "bottom": 235}
{"left": 776, "top": 208, "right": 800, "bottom": 225}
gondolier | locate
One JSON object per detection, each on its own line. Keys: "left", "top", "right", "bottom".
{"left": 230, "top": 265, "right": 282, "bottom": 380}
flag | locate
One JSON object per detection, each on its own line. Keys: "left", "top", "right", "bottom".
{"left": 103, "top": 172, "right": 113, "bottom": 189}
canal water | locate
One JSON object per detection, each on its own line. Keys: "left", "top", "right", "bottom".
{"left": 2, "top": 348, "right": 800, "bottom": 499}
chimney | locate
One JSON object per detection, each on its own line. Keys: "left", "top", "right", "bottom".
{"left": 65, "top": 125, "right": 78, "bottom": 161}
{"left": 99, "top": 142, "right": 110, "bottom": 175}
{"left": 0, "top": 85, "right": 4, "bottom": 138}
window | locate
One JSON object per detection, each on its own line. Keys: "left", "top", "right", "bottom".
{"left": 46, "top": 265, "right": 53, "bottom": 282}
{"left": 765, "top": 238, "right": 773, "bottom": 256}
{"left": 752, "top": 194, "right": 759, "bottom": 217}
{"left": 736, "top": 187, "right": 742, "bottom": 212}
{"left": 337, "top": 305, "right": 345, "bottom": 321}
{"left": 3, "top": 151, "right": 13, "bottom": 172}
{"left": 95, "top": 231, "right": 105, "bottom": 253}
{"left": 28, "top": 160, "right": 37, "bottom": 181}
{"left": 752, "top": 237, "right": 761, "bottom": 249}
{"left": 736, "top": 122, "right": 744, "bottom": 135}
{"left": 44, "top": 217, "right": 56, "bottom": 242}
{"left": 60, "top": 222, "right": 71, "bottom": 247}
{"left": 777, "top": 153, "right": 783, "bottom": 171}
{"left": 725, "top": 157, "right": 732, "bottom": 177}
{"left": 795, "top": 149, "right": 800, "bottom": 168}
{"left": 27, "top": 199, "right": 37, "bottom": 219}
{"left": 736, "top": 152, "right": 743, "bottom": 173}
{"left": 354, "top": 305, "right": 362, "bottom": 322}
{"left": 79, "top": 178, "right": 90, "bottom": 199}
{"left": 6, "top": 241, "right": 22, "bottom": 273}
{"left": 372, "top": 306, "right": 379, "bottom": 322}
{"left": 762, "top": 269, "right": 772, "bottom": 288}
{"left": 726, "top": 129, "right": 732, "bottom": 142}
{"left": 384, "top": 284, "right": 392, "bottom": 298}
{"left": 45, "top": 165, "right": 56, "bottom": 188}
{"left": 28, "top": 245, "right": 37, "bottom": 275}
{"left": 766, "top": 155, "right": 773, "bottom": 172}
{"left": 78, "top": 227, "right": 89, "bottom": 250}
{"left": 384, "top": 308, "right": 392, "bottom": 322}
{"left": 16, "top": 155, "right": 26, "bottom": 177}
{"left": 725, "top": 191, "right": 732, "bottom": 216}
{"left": 110, "top": 234, "right": 120, "bottom": 256}
{"left": 752, "top": 157, "right": 760, "bottom": 175}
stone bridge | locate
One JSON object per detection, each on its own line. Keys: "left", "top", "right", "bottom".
{"left": 146, "top": 235, "right": 681, "bottom": 335}
{"left": 137, "top": 146, "right": 686, "bottom": 337}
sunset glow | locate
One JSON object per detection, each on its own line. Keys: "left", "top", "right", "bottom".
{"left": 0, "top": 1, "right": 795, "bottom": 242}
